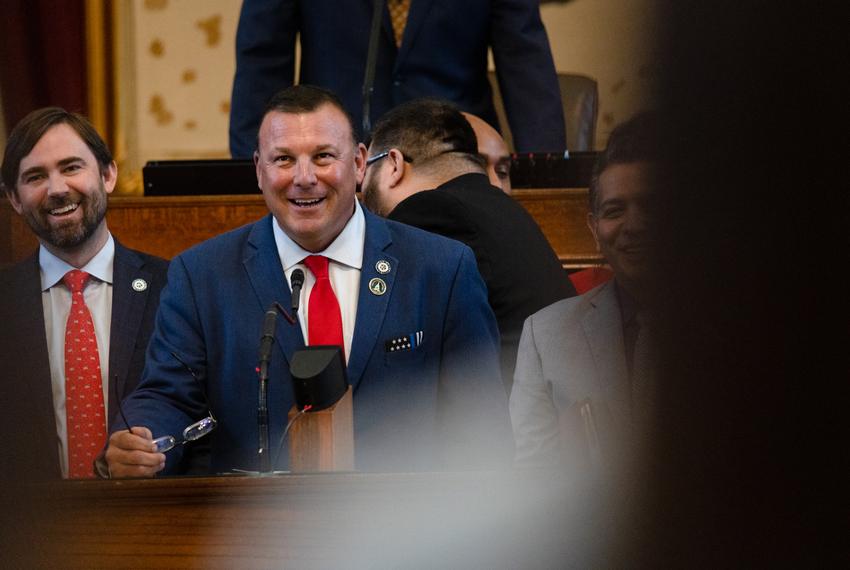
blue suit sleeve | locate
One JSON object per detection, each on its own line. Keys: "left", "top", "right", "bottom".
{"left": 490, "top": 0, "right": 566, "bottom": 152}
{"left": 229, "top": 0, "right": 299, "bottom": 157}
{"left": 438, "top": 246, "right": 515, "bottom": 467}
{"left": 118, "top": 256, "right": 211, "bottom": 474}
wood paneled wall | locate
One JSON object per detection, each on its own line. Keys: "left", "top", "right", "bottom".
{"left": 0, "top": 189, "right": 600, "bottom": 268}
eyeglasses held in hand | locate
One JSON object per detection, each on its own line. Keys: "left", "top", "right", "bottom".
{"left": 114, "top": 352, "right": 217, "bottom": 454}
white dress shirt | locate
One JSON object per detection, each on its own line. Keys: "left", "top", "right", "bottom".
{"left": 40, "top": 234, "right": 114, "bottom": 478}
{"left": 272, "top": 201, "right": 365, "bottom": 363}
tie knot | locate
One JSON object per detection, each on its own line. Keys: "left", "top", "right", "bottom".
{"left": 63, "top": 269, "right": 91, "bottom": 293}
{"left": 303, "top": 255, "right": 330, "bottom": 279}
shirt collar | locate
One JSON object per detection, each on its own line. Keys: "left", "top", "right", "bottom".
{"left": 272, "top": 199, "right": 365, "bottom": 272}
{"left": 39, "top": 233, "right": 115, "bottom": 291}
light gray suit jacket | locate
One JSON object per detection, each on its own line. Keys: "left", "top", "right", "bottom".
{"left": 509, "top": 281, "right": 632, "bottom": 466}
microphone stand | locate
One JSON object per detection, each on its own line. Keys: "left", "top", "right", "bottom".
{"left": 250, "top": 268, "right": 303, "bottom": 475}
{"left": 257, "top": 304, "right": 279, "bottom": 473}
{"left": 361, "top": 0, "right": 385, "bottom": 139}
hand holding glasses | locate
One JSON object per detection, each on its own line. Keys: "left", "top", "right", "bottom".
{"left": 114, "top": 351, "right": 217, "bottom": 454}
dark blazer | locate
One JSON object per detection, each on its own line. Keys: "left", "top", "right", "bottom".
{"left": 119, "top": 209, "right": 512, "bottom": 474}
{"left": 0, "top": 241, "right": 168, "bottom": 481}
{"left": 229, "top": 0, "right": 566, "bottom": 156}
{"left": 388, "top": 173, "right": 576, "bottom": 391}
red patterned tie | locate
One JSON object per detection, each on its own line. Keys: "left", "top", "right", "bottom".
{"left": 303, "top": 256, "right": 344, "bottom": 351}
{"left": 63, "top": 270, "right": 106, "bottom": 479}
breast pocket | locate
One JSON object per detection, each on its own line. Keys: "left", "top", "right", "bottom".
{"left": 382, "top": 330, "right": 427, "bottom": 367}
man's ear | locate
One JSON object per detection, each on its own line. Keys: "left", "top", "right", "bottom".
{"left": 387, "top": 148, "right": 406, "bottom": 188}
{"left": 5, "top": 186, "right": 23, "bottom": 215}
{"left": 253, "top": 150, "right": 263, "bottom": 191}
{"left": 586, "top": 212, "right": 601, "bottom": 251}
{"left": 101, "top": 161, "right": 118, "bottom": 194}
{"left": 354, "top": 142, "right": 368, "bottom": 185}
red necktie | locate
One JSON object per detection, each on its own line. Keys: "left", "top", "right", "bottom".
{"left": 303, "top": 256, "right": 344, "bottom": 352}
{"left": 63, "top": 270, "right": 106, "bottom": 479}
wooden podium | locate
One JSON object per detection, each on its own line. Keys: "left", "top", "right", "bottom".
{"left": 288, "top": 387, "right": 354, "bottom": 472}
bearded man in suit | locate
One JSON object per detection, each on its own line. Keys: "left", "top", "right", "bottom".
{"left": 0, "top": 107, "right": 168, "bottom": 480}
{"left": 361, "top": 99, "right": 575, "bottom": 393}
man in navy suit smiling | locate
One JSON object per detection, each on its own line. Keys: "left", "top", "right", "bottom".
{"left": 0, "top": 108, "right": 169, "bottom": 480}
{"left": 106, "top": 86, "right": 512, "bottom": 477}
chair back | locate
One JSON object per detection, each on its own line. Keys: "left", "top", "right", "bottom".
{"left": 488, "top": 71, "right": 599, "bottom": 151}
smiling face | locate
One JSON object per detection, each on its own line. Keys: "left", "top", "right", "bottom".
{"left": 254, "top": 105, "right": 367, "bottom": 252}
{"left": 587, "top": 161, "right": 652, "bottom": 295}
{"left": 8, "top": 123, "right": 116, "bottom": 260}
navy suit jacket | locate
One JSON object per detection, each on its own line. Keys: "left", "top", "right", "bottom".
{"left": 230, "top": 0, "right": 566, "bottom": 156}
{"left": 0, "top": 241, "right": 168, "bottom": 481}
{"left": 120, "top": 209, "right": 512, "bottom": 474}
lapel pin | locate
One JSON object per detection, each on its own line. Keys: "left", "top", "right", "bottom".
{"left": 375, "top": 260, "right": 391, "bottom": 274}
{"left": 368, "top": 277, "right": 387, "bottom": 296}
{"left": 131, "top": 278, "right": 148, "bottom": 292}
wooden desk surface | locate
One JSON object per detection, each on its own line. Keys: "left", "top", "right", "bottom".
{"left": 1, "top": 189, "right": 600, "bottom": 268}
{"left": 5, "top": 471, "right": 579, "bottom": 568}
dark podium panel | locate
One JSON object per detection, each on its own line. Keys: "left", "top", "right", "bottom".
{"left": 510, "top": 151, "right": 597, "bottom": 189}
{"left": 6, "top": 471, "right": 586, "bottom": 568}
{"left": 143, "top": 159, "right": 258, "bottom": 196}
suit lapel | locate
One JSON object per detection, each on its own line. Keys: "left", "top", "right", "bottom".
{"left": 243, "top": 216, "right": 304, "bottom": 365}
{"left": 582, "top": 282, "right": 631, "bottom": 423}
{"left": 108, "top": 242, "right": 149, "bottom": 405}
{"left": 395, "top": 0, "right": 433, "bottom": 65}
{"left": 346, "top": 211, "right": 395, "bottom": 389}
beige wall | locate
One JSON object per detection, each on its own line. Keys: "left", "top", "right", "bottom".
{"left": 113, "top": 0, "right": 239, "bottom": 192}
{"left": 541, "top": 0, "right": 659, "bottom": 148}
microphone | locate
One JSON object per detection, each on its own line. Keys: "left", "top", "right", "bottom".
{"left": 256, "top": 303, "right": 279, "bottom": 473}
{"left": 290, "top": 268, "right": 305, "bottom": 315}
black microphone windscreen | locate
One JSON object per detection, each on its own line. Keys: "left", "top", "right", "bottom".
{"left": 291, "top": 269, "right": 305, "bottom": 313}
{"left": 290, "top": 346, "right": 348, "bottom": 411}
{"left": 262, "top": 308, "right": 277, "bottom": 338}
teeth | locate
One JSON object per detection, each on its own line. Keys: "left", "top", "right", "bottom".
{"left": 293, "top": 198, "right": 322, "bottom": 206}
{"left": 49, "top": 203, "right": 78, "bottom": 215}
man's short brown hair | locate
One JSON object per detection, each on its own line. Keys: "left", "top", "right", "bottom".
{"left": 1, "top": 107, "right": 113, "bottom": 196}
{"left": 259, "top": 85, "right": 359, "bottom": 149}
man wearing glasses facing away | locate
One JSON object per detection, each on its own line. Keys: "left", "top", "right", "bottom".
{"left": 361, "top": 99, "right": 575, "bottom": 393}
{"left": 0, "top": 108, "right": 169, "bottom": 480}
{"left": 106, "top": 86, "right": 511, "bottom": 477}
